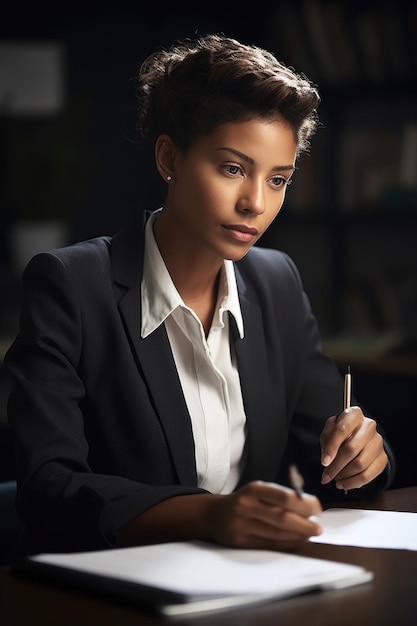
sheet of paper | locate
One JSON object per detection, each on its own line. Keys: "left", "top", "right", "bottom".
{"left": 30, "top": 540, "right": 370, "bottom": 598}
{"left": 310, "top": 509, "right": 417, "bottom": 550}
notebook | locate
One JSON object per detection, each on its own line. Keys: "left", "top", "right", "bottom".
{"left": 15, "top": 540, "right": 373, "bottom": 617}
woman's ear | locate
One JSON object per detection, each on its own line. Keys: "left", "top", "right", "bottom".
{"left": 155, "top": 135, "right": 177, "bottom": 183}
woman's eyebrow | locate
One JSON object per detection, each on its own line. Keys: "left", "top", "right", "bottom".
{"left": 215, "top": 147, "right": 295, "bottom": 172}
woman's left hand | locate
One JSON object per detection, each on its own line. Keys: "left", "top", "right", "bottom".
{"left": 320, "top": 406, "right": 388, "bottom": 491}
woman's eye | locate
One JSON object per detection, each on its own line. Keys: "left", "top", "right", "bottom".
{"left": 270, "top": 176, "right": 291, "bottom": 188}
{"left": 223, "top": 164, "right": 243, "bottom": 176}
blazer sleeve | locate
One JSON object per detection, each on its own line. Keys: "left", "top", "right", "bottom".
{"left": 5, "top": 248, "right": 204, "bottom": 553}
{"left": 271, "top": 253, "right": 396, "bottom": 502}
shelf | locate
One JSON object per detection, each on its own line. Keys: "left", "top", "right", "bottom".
{"left": 323, "top": 330, "right": 417, "bottom": 378}
{"left": 274, "top": 210, "right": 417, "bottom": 226}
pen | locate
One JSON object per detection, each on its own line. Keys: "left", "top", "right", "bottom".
{"left": 344, "top": 365, "right": 351, "bottom": 410}
{"left": 343, "top": 365, "right": 351, "bottom": 494}
{"left": 289, "top": 464, "right": 304, "bottom": 499}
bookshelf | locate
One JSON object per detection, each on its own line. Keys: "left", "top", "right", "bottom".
{"left": 261, "top": 0, "right": 417, "bottom": 375}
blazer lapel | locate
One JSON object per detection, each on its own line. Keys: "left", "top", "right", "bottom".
{"left": 111, "top": 219, "right": 288, "bottom": 488}
{"left": 111, "top": 219, "right": 197, "bottom": 486}
{"left": 233, "top": 279, "right": 288, "bottom": 485}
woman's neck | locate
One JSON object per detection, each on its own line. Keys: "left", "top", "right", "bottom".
{"left": 153, "top": 213, "right": 223, "bottom": 335}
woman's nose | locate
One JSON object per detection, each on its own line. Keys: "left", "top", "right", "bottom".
{"left": 236, "top": 179, "right": 265, "bottom": 215}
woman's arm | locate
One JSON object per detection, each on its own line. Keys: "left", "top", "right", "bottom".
{"left": 117, "top": 481, "right": 323, "bottom": 551}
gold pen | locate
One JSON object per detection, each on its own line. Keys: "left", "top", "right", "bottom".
{"left": 344, "top": 365, "right": 351, "bottom": 410}
{"left": 343, "top": 366, "right": 351, "bottom": 494}
{"left": 289, "top": 464, "right": 304, "bottom": 499}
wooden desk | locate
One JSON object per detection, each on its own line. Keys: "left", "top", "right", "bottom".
{"left": 1, "top": 487, "right": 416, "bottom": 626}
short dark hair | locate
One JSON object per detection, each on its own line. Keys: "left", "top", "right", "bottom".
{"left": 135, "top": 34, "right": 320, "bottom": 157}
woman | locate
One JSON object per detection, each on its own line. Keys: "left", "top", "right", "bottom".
{"left": 5, "top": 33, "right": 394, "bottom": 555}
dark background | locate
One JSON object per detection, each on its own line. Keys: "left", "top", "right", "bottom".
{"left": 1, "top": 1, "right": 416, "bottom": 488}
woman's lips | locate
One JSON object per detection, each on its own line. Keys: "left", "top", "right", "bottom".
{"left": 223, "top": 224, "right": 258, "bottom": 243}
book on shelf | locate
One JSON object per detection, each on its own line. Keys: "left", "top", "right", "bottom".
{"left": 301, "top": 0, "right": 343, "bottom": 84}
{"left": 323, "top": 329, "right": 404, "bottom": 362}
{"left": 14, "top": 540, "right": 373, "bottom": 618}
{"left": 299, "top": 0, "right": 414, "bottom": 84}
{"left": 337, "top": 109, "right": 413, "bottom": 212}
{"left": 263, "top": 0, "right": 317, "bottom": 80}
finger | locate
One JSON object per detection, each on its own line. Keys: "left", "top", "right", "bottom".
{"left": 335, "top": 427, "right": 383, "bottom": 478}
{"left": 212, "top": 485, "right": 322, "bottom": 550}
{"left": 320, "top": 407, "right": 363, "bottom": 468}
{"left": 321, "top": 417, "right": 380, "bottom": 485}
{"left": 252, "top": 481, "right": 322, "bottom": 517}
{"left": 335, "top": 453, "right": 388, "bottom": 491}
{"left": 334, "top": 443, "right": 388, "bottom": 491}
{"left": 236, "top": 504, "right": 323, "bottom": 549}
{"left": 257, "top": 508, "right": 323, "bottom": 540}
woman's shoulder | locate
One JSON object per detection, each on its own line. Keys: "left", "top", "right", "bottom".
{"left": 237, "top": 245, "right": 299, "bottom": 277}
{"left": 235, "top": 245, "right": 305, "bottom": 299}
{"left": 24, "top": 235, "right": 113, "bottom": 274}
{"left": 59, "top": 235, "right": 111, "bottom": 258}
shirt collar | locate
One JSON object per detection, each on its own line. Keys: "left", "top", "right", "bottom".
{"left": 141, "top": 209, "right": 244, "bottom": 339}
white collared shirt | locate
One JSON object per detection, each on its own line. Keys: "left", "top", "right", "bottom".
{"left": 141, "top": 210, "right": 247, "bottom": 494}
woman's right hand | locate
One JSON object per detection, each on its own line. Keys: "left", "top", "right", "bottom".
{"left": 207, "top": 481, "right": 323, "bottom": 551}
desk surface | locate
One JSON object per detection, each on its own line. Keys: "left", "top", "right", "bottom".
{"left": 1, "top": 486, "right": 417, "bottom": 626}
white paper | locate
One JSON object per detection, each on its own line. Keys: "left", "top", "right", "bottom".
{"left": 311, "top": 509, "right": 417, "bottom": 550}
{"left": 30, "top": 540, "right": 371, "bottom": 598}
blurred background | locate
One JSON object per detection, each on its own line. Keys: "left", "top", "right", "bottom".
{"left": 1, "top": 0, "right": 416, "bottom": 488}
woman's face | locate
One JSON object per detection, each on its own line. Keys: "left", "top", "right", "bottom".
{"left": 163, "top": 118, "right": 297, "bottom": 263}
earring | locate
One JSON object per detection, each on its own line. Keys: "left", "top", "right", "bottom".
{"left": 166, "top": 175, "right": 172, "bottom": 182}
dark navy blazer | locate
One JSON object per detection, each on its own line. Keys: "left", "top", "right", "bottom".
{"left": 5, "top": 214, "right": 394, "bottom": 552}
